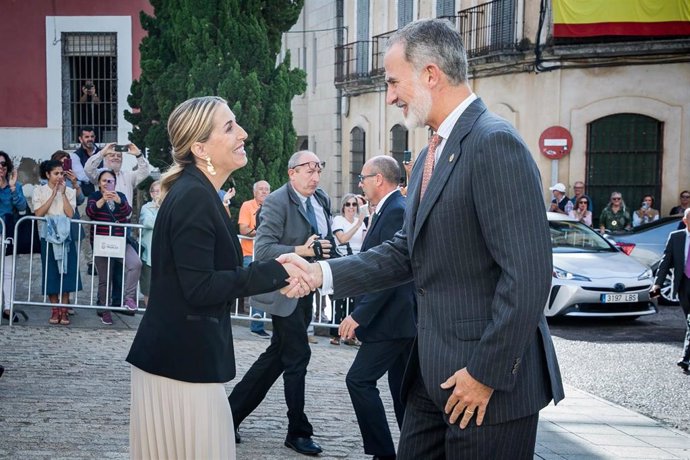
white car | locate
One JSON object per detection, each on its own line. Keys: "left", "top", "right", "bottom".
{"left": 545, "top": 213, "right": 657, "bottom": 319}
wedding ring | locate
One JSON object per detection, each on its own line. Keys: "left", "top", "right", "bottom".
{"left": 465, "top": 409, "right": 474, "bottom": 415}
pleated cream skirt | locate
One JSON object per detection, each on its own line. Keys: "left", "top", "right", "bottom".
{"left": 130, "top": 365, "right": 235, "bottom": 460}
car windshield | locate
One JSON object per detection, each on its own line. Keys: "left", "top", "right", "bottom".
{"left": 549, "top": 220, "right": 617, "bottom": 253}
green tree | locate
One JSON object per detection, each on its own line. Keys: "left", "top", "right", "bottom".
{"left": 126, "top": 0, "right": 306, "bottom": 204}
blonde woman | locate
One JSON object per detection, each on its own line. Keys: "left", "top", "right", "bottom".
{"left": 125, "top": 96, "right": 312, "bottom": 459}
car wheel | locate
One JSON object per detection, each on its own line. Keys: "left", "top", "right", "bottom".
{"left": 659, "top": 268, "right": 680, "bottom": 305}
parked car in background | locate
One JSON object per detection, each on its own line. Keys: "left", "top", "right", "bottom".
{"left": 605, "top": 216, "right": 683, "bottom": 304}
{"left": 545, "top": 213, "right": 657, "bottom": 319}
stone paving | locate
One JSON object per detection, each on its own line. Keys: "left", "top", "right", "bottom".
{"left": 2, "top": 319, "right": 690, "bottom": 459}
{"left": 1, "top": 253, "right": 689, "bottom": 459}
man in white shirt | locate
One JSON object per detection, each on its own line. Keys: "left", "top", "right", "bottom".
{"left": 84, "top": 143, "right": 150, "bottom": 207}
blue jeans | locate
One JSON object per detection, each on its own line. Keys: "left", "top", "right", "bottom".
{"left": 244, "top": 255, "right": 266, "bottom": 333}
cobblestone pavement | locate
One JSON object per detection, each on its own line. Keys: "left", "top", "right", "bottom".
{"left": 0, "top": 324, "right": 392, "bottom": 459}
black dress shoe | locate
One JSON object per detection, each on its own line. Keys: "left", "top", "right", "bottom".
{"left": 677, "top": 359, "right": 690, "bottom": 372}
{"left": 234, "top": 428, "right": 241, "bottom": 444}
{"left": 373, "top": 455, "right": 396, "bottom": 460}
{"left": 284, "top": 435, "right": 322, "bottom": 455}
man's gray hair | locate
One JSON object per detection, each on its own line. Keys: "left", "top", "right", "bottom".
{"left": 387, "top": 18, "right": 468, "bottom": 85}
{"left": 368, "top": 155, "right": 401, "bottom": 185}
{"left": 288, "top": 150, "right": 315, "bottom": 169}
{"left": 253, "top": 180, "right": 269, "bottom": 192}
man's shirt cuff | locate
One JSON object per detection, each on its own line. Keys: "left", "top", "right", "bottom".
{"left": 317, "top": 260, "right": 334, "bottom": 295}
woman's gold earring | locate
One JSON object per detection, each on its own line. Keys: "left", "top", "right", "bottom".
{"left": 206, "top": 156, "right": 217, "bottom": 176}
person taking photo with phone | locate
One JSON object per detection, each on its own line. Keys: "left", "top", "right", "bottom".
{"left": 86, "top": 170, "right": 142, "bottom": 325}
{"left": 84, "top": 142, "right": 151, "bottom": 207}
{"left": 633, "top": 194, "right": 660, "bottom": 227}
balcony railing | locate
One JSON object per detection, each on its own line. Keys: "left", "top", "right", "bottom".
{"left": 371, "top": 30, "right": 397, "bottom": 76}
{"left": 454, "top": 0, "right": 520, "bottom": 58}
{"left": 335, "top": 40, "right": 371, "bottom": 85}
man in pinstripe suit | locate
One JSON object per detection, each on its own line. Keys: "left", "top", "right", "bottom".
{"left": 288, "top": 19, "right": 564, "bottom": 459}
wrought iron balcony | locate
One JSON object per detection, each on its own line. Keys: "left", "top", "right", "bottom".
{"left": 371, "top": 29, "right": 398, "bottom": 76}
{"left": 444, "top": 0, "right": 521, "bottom": 59}
{"left": 335, "top": 40, "right": 372, "bottom": 86}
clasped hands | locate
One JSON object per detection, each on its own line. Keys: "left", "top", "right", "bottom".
{"left": 275, "top": 253, "right": 323, "bottom": 298}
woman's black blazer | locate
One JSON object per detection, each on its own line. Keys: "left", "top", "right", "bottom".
{"left": 126, "top": 166, "right": 288, "bottom": 383}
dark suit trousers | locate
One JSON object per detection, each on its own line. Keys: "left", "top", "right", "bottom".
{"left": 680, "top": 277, "right": 690, "bottom": 361}
{"left": 228, "top": 294, "right": 314, "bottom": 437}
{"left": 346, "top": 338, "right": 413, "bottom": 456}
{"left": 398, "top": 374, "right": 539, "bottom": 460}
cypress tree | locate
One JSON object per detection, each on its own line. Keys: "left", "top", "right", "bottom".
{"left": 126, "top": 0, "right": 306, "bottom": 203}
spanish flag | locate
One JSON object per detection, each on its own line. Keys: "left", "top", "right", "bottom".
{"left": 553, "top": 0, "right": 690, "bottom": 38}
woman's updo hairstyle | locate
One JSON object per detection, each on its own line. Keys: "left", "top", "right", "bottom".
{"left": 39, "top": 160, "right": 63, "bottom": 180}
{"left": 160, "top": 96, "right": 227, "bottom": 198}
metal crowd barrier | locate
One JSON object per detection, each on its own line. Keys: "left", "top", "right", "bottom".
{"left": 2, "top": 219, "right": 352, "bottom": 329}
{"left": 6, "top": 216, "right": 144, "bottom": 328}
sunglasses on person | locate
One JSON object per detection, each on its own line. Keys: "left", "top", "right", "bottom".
{"left": 578, "top": 200, "right": 588, "bottom": 204}
{"left": 0, "top": 161, "right": 6, "bottom": 167}
{"left": 343, "top": 202, "right": 358, "bottom": 207}
{"left": 682, "top": 195, "right": 690, "bottom": 199}
{"left": 612, "top": 197, "right": 622, "bottom": 201}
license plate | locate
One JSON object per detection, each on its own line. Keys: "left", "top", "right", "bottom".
{"left": 601, "top": 293, "right": 638, "bottom": 303}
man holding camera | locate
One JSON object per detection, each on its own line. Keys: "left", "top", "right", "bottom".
{"left": 78, "top": 80, "right": 103, "bottom": 139}
{"left": 228, "top": 150, "right": 335, "bottom": 456}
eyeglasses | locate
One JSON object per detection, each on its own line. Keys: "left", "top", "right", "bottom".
{"left": 358, "top": 173, "right": 378, "bottom": 182}
{"left": 578, "top": 201, "right": 588, "bottom": 204}
{"left": 292, "top": 161, "right": 325, "bottom": 171}
{"left": 682, "top": 195, "right": 690, "bottom": 199}
{"left": 343, "top": 202, "right": 358, "bottom": 207}
{"left": 0, "top": 162, "right": 6, "bottom": 166}
{"left": 612, "top": 197, "right": 621, "bottom": 201}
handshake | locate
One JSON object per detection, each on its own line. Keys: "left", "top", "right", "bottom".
{"left": 276, "top": 253, "right": 324, "bottom": 299}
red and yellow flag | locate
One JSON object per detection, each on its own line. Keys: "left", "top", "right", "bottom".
{"left": 553, "top": 0, "right": 690, "bottom": 38}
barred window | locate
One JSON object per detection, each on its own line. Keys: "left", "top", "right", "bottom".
{"left": 62, "top": 32, "right": 118, "bottom": 148}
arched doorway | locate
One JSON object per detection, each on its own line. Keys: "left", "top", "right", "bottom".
{"left": 586, "top": 114, "right": 663, "bottom": 222}
{"left": 350, "top": 127, "right": 366, "bottom": 193}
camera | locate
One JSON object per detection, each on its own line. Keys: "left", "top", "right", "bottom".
{"left": 114, "top": 144, "right": 129, "bottom": 153}
{"left": 85, "top": 83, "right": 94, "bottom": 90}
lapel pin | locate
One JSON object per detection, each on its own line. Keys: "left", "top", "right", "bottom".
{"left": 449, "top": 153, "right": 455, "bottom": 162}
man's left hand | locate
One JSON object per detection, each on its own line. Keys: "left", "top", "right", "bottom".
{"left": 440, "top": 368, "right": 494, "bottom": 429}
{"left": 338, "top": 315, "right": 359, "bottom": 339}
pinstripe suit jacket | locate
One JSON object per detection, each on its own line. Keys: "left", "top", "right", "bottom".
{"left": 328, "top": 98, "right": 564, "bottom": 425}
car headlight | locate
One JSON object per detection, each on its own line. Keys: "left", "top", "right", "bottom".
{"left": 638, "top": 268, "right": 653, "bottom": 280}
{"left": 553, "top": 266, "right": 591, "bottom": 282}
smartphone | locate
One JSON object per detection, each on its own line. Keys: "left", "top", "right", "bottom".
{"left": 114, "top": 144, "right": 129, "bottom": 153}
{"left": 62, "top": 157, "right": 72, "bottom": 172}
{"left": 105, "top": 182, "right": 116, "bottom": 192}
{"left": 403, "top": 150, "right": 412, "bottom": 164}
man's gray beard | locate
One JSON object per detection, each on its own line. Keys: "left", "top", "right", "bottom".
{"left": 403, "top": 88, "right": 432, "bottom": 130}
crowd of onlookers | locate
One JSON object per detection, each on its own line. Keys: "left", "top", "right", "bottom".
{"left": 0, "top": 127, "right": 158, "bottom": 326}
{"left": 548, "top": 180, "right": 689, "bottom": 232}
